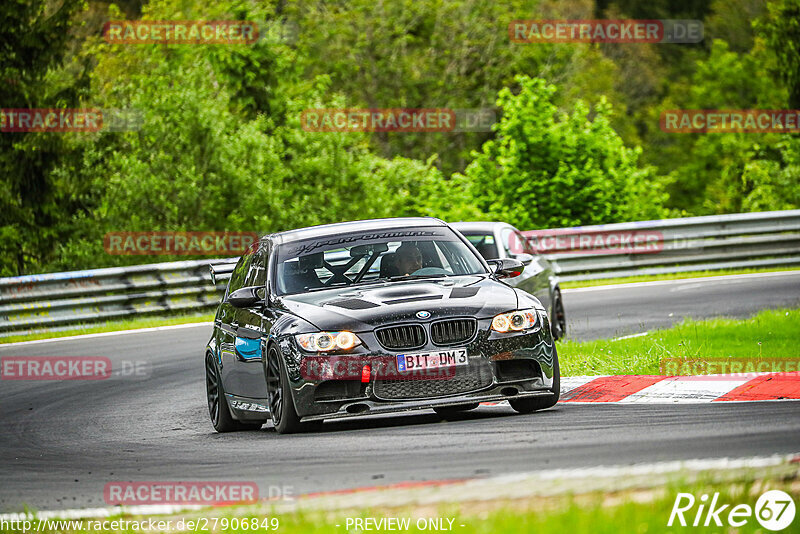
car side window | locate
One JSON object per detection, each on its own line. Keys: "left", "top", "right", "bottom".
{"left": 244, "top": 245, "right": 267, "bottom": 287}
{"left": 464, "top": 234, "right": 500, "bottom": 260}
{"left": 500, "top": 228, "right": 515, "bottom": 257}
{"left": 225, "top": 252, "right": 253, "bottom": 299}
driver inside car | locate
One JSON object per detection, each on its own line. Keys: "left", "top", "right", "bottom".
{"left": 394, "top": 243, "right": 423, "bottom": 276}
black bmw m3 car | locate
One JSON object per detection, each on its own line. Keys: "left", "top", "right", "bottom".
{"left": 205, "top": 217, "right": 559, "bottom": 434}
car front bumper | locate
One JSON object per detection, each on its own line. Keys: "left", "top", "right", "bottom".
{"left": 275, "top": 315, "right": 558, "bottom": 422}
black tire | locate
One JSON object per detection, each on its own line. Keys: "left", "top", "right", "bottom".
{"left": 550, "top": 288, "right": 567, "bottom": 341}
{"left": 433, "top": 403, "right": 479, "bottom": 417}
{"left": 265, "top": 347, "right": 306, "bottom": 434}
{"left": 509, "top": 347, "right": 560, "bottom": 414}
{"left": 205, "top": 353, "right": 263, "bottom": 432}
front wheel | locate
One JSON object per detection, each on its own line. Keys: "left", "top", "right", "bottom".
{"left": 265, "top": 347, "right": 305, "bottom": 434}
{"left": 509, "top": 348, "right": 560, "bottom": 414}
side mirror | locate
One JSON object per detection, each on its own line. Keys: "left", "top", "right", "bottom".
{"left": 512, "top": 253, "right": 535, "bottom": 266}
{"left": 228, "top": 286, "right": 266, "bottom": 309}
{"left": 488, "top": 258, "right": 525, "bottom": 279}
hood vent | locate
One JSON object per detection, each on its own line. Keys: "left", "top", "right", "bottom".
{"left": 383, "top": 295, "right": 443, "bottom": 305}
{"left": 449, "top": 287, "right": 480, "bottom": 299}
{"left": 327, "top": 298, "right": 379, "bottom": 310}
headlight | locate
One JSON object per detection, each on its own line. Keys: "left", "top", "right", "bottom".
{"left": 491, "top": 309, "right": 539, "bottom": 333}
{"left": 295, "top": 331, "right": 361, "bottom": 351}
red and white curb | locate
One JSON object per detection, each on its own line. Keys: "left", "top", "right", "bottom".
{"left": 559, "top": 372, "right": 800, "bottom": 403}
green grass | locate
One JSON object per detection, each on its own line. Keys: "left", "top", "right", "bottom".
{"left": 271, "top": 483, "right": 796, "bottom": 534}
{"left": 9, "top": 476, "right": 797, "bottom": 534}
{"left": 557, "top": 308, "right": 800, "bottom": 376}
{"left": 0, "top": 312, "right": 214, "bottom": 344}
{"left": 561, "top": 266, "right": 800, "bottom": 289}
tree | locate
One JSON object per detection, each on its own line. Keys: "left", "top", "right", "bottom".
{"left": 652, "top": 39, "right": 797, "bottom": 215}
{"left": 455, "top": 76, "right": 666, "bottom": 230}
{"left": 756, "top": 0, "right": 800, "bottom": 108}
{"left": 47, "top": 0, "right": 443, "bottom": 270}
{"left": 0, "top": 0, "right": 89, "bottom": 275}
{"left": 285, "top": 0, "right": 630, "bottom": 177}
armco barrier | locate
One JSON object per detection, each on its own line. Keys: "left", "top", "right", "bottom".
{"left": 1, "top": 210, "right": 799, "bottom": 336}
{"left": 547, "top": 210, "right": 800, "bottom": 281}
{"left": 0, "top": 259, "right": 234, "bottom": 336}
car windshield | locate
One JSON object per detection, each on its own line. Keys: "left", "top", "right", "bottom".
{"left": 273, "top": 226, "right": 487, "bottom": 295}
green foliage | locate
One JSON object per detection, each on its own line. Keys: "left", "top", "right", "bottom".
{"left": 42, "top": 0, "right": 443, "bottom": 270}
{"left": 654, "top": 39, "right": 799, "bottom": 214}
{"left": 0, "top": 0, "right": 90, "bottom": 276}
{"left": 3, "top": 0, "right": 800, "bottom": 276}
{"left": 756, "top": 0, "right": 800, "bottom": 108}
{"left": 286, "top": 0, "right": 631, "bottom": 177}
{"left": 455, "top": 76, "right": 666, "bottom": 229}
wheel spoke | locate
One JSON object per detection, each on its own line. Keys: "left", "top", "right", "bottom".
{"left": 266, "top": 351, "right": 282, "bottom": 425}
{"left": 206, "top": 355, "right": 220, "bottom": 423}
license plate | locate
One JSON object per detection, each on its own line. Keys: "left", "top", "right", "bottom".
{"left": 396, "top": 349, "right": 468, "bottom": 372}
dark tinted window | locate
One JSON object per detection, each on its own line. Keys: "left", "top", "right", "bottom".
{"left": 462, "top": 233, "right": 501, "bottom": 260}
{"left": 244, "top": 244, "right": 268, "bottom": 287}
{"left": 226, "top": 252, "right": 253, "bottom": 297}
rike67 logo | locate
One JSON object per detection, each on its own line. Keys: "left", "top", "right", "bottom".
{"left": 669, "top": 490, "right": 796, "bottom": 531}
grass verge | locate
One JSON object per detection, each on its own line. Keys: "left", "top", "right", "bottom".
{"left": 557, "top": 307, "right": 800, "bottom": 376}
{"left": 9, "top": 463, "right": 798, "bottom": 533}
{"left": 0, "top": 312, "right": 214, "bottom": 344}
{"left": 560, "top": 266, "right": 800, "bottom": 289}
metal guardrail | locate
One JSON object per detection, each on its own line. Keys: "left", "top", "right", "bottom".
{"left": 1, "top": 210, "right": 799, "bottom": 336}
{"left": 0, "top": 259, "right": 234, "bottom": 336}
{"left": 546, "top": 209, "right": 800, "bottom": 281}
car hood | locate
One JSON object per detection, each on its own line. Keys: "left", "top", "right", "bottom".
{"left": 275, "top": 275, "right": 518, "bottom": 332}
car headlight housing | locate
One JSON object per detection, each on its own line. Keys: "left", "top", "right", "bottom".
{"left": 295, "top": 331, "right": 362, "bottom": 352}
{"left": 491, "top": 309, "right": 539, "bottom": 333}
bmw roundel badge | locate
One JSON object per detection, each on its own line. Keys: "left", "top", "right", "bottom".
{"left": 416, "top": 310, "right": 431, "bottom": 319}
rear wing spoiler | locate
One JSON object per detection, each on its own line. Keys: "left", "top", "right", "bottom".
{"left": 209, "top": 262, "right": 237, "bottom": 285}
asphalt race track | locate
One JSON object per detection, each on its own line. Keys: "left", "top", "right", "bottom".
{"left": 1, "top": 271, "right": 799, "bottom": 511}
{"left": 562, "top": 271, "right": 800, "bottom": 340}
